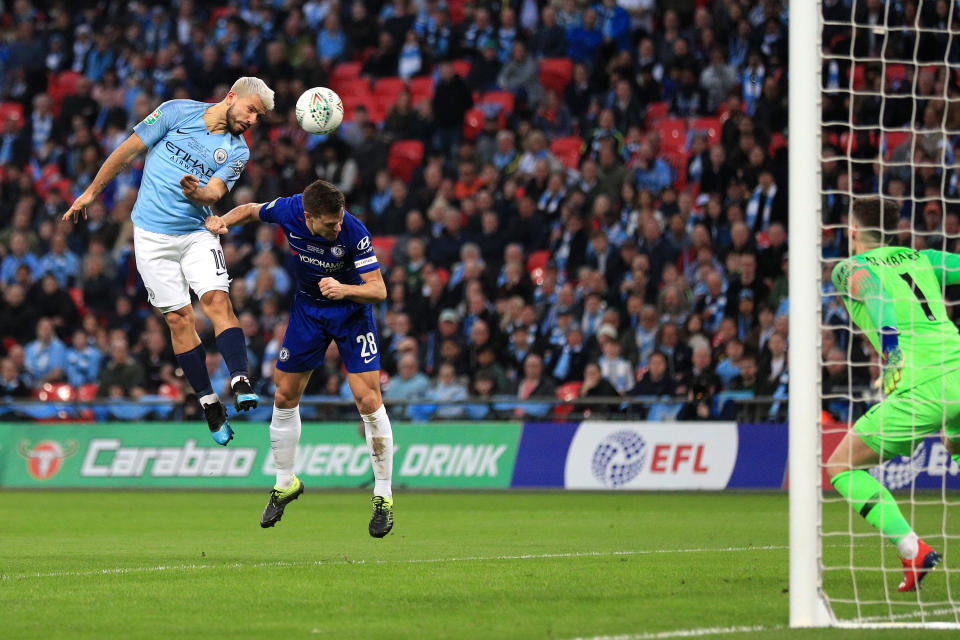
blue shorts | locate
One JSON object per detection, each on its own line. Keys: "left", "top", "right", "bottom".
{"left": 276, "top": 300, "right": 381, "bottom": 374}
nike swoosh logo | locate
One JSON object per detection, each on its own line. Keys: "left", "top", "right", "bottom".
{"left": 216, "top": 270, "right": 227, "bottom": 276}
{"left": 289, "top": 233, "right": 304, "bottom": 239}
{"left": 363, "top": 356, "right": 376, "bottom": 364}
{"left": 176, "top": 128, "right": 190, "bottom": 134}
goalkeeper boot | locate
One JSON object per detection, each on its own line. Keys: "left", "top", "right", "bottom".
{"left": 260, "top": 476, "right": 304, "bottom": 528}
{"left": 232, "top": 376, "right": 259, "bottom": 412}
{"left": 369, "top": 496, "right": 394, "bottom": 538}
{"left": 898, "top": 538, "right": 940, "bottom": 592}
{"left": 203, "top": 400, "right": 234, "bottom": 446}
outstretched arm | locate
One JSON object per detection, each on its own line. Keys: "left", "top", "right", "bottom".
{"left": 62, "top": 133, "right": 147, "bottom": 222}
{"left": 205, "top": 202, "right": 263, "bottom": 234}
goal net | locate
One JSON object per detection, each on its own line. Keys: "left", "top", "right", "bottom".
{"left": 791, "top": 0, "right": 960, "bottom": 628}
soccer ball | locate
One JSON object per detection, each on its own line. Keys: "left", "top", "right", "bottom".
{"left": 295, "top": 87, "right": 344, "bottom": 135}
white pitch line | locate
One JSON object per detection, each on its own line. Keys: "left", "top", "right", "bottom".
{"left": 563, "top": 625, "right": 778, "bottom": 640}
{"left": 3, "top": 544, "right": 788, "bottom": 581}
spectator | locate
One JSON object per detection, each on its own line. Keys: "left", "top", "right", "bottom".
{"left": 1, "top": 231, "right": 40, "bottom": 285}
{"left": 432, "top": 61, "right": 474, "bottom": 152}
{"left": 497, "top": 41, "right": 544, "bottom": 107}
{"left": 317, "top": 13, "right": 347, "bottom": 65}
{"left": 385, "top": 352, "right": 431, "bottom": 415}
{"left": 677, "top": 376, "right": 738, "bottom": 421}
{"left": 65, "top": 329, "right": 101, "bottom": 389}
{"left": 0, "top": 357, "right": 30, "bottom": 397}
{"left": 633, "top": 142, "right": 673, "bottom": 194}
{"left": 96, "top": 335, "right": 146, "bottom": 399}
{"left": 532, "top": 6, "right": 567, "bottom": 58}
{"left": 597, "top": 325, "right": 634, "bottom": 394}
{"left": 24, "top": 318, "right": 67, "bottom": 385}
{"left": 567, "top": 8, "right": 603, "bottom": 63}
{"left": 579, "top": 361, "right": 620, "bottom": 416}
{"left": 516, "top": 353, "right": 556, "bottom": 416}
{"left": 700, "top": 47, "right": 738, "bottom": 114}
{"left": 0, "top": 284, "right": 37, "bottom": 345}
{"left": 427, "top": 362, "right": 469, "bottom": 418}
{"left": 39, "top": 233, "right": 82, "bottom": 287}
{"left": 632, "top": 351, "right": 676, "bottom": 396}
{"left": 30, "top": 273, "right": 79, "bottom": 330}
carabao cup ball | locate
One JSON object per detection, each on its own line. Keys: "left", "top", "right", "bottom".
{"left": 295, "top": 87, "right": 344, "bottom": 135}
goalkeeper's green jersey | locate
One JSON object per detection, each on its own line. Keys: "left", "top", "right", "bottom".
{"left": 832, "top": 247, "right": 960, "bottom": 391}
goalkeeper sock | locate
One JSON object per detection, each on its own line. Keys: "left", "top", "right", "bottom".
{"left": 361, "top": 404, "right": 393, "bottom": 499}
{"left": 270, "top": 405, "right": 301, "bottom": 489}
{"left": 831, "top": 469, "right": 914, "bottom": 551}
{"left": 215, "top": 327, "right": 249, "bottom": 380}
{"left": 175, "top": 344, "right": 213, "bottom": 398}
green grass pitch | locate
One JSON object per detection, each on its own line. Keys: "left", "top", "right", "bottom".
{"left": 1, "top": 491, "right": 959, "bottom": 639}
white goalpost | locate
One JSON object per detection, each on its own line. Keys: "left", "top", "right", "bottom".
{"left": 790, "top": 0, "right": 960, "bottom": 628}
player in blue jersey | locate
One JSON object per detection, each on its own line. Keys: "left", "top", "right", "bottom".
{"left": 62, "top": 77, "right": 274, "bottom": 446}
{"left": 207, "top": 180, "right": 395, "bottom": 537}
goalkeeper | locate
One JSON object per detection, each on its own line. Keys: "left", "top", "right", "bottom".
{"left": 827, "top": 197, "right": 960, "bottom": 592}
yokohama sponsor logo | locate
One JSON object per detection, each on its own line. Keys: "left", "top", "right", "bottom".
{"left": 81, "top": 439, "right": 256, "bottom": 477}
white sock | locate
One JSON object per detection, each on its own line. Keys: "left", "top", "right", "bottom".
{"left": 270, "top": 405, "right": 301, "bottom": 489}
{"left": 361, "top": 404, "right": 393, "bottom": 499}
{"left": 199, "top": 393, "right": 219, "bottom": 407}
{"left": 898, "top": 531, "right": 920, "bottom": 560}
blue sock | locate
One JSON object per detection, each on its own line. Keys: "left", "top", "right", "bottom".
{"left": 176, "top": 344, "right": 213, "bottom": 397}
{"left": 216, "top": 327, "right": 249, "bottom": 381}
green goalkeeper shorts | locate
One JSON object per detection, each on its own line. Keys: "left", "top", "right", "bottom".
{"left": 854, "top": 369, "right": 960, "bottom": 459}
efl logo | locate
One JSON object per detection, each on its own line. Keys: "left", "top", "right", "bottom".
{"left": 17, "top": 439, "right": 77, "bottom": 480}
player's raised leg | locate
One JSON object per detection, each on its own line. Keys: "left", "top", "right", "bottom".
{"left": 164, "top": 304, "right": 235, "bottom": 445}
{"left": 186, "top": 232, "right": 259, "bottom": 413}
{"left": 348, "top": 369, "right": 395, "bottom": 538}
{"left": 260, "top": 367, "right": 311, "bottom": 528}
{"left": 826, "top": 427, "right": 938, "bottom": 592}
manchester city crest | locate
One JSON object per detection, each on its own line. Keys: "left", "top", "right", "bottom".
{"left": 213, "top": 148, "right": 228, "bottom": 164}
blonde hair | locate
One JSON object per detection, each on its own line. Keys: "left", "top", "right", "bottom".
{"left": 230, "top": 77, "right": 275, "bottom": 111}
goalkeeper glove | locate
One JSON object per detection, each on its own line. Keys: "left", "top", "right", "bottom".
{"left": 879, "top": 345, "right": 904, "bottom": 395}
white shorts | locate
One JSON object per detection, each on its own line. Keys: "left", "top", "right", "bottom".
{"left": 134, "top": 226, "right": 230, "bottom": 313}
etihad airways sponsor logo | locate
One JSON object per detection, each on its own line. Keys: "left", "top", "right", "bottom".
{"left": 164, "top": 141, "right": 215, "bottom": 178}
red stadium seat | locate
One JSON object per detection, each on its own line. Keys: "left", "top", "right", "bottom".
{"left": 882, "top": 130, "right": 911, "bottom": 159}
{"left": 539, "top": 58, "right": 573, "bottom": 94}
{"left": 645, "top": 101, "right": 669, "bottom": 128}
{"left": 77, "top": 383, "right": 99, "bottom": 402}
{"left": 769, "top": 132, "right": 787, "bottom": 156}
{"left": 372, "top": 235, "right": 397, "bottom": 268}
{"left": 885, "top": 63, "right": 907, "bottom": 87}
{"left": 36, "top": 382, "right": 76, "bottom": 402}
{"left": 409, "top": 75, "right": 434, "bottom": 104}
{"left": 158, "top": 383, "right": 182, "bottom": 400}
{"left": 689, "top": 117, "right": 723, "bottom": 146}
{"left": 554, "top": 381, "right": 583, "bottom": 417}
{"left": 68, "top": 287, "right": 86, "bottom": 317}
{"left": 331, "top": 62, "right": 364, "bottom": 93}
{"left": 849, "top": 62, "right": 866, "bottom": 90}
{"left": 550, "top": 136, "right": 583, "bottom": 169}
{"left": 654, "top": 118, "right": 687, "bottom": 152}
{"left": 55, "top": 71, "right": 84, "bottom": 97}
{"left": 478, "top": 90, "right": 515, "bottom": 115}
{"left": 448, "top": 0, "right": 467, "bottom": 24}
{"left": 387, "top": 140, "right": 424, "bottom": 182}
{"left": 0, "top": 102, "right": 24, "bottom": 126}
{"left": 451, "top": 59, "right": 471, "bottom": 79}
{"left": 373, "top": 92, "right": 400, "bottom": 116}
{"left": 462, "top": 107, "right": 485, "bottom": 141}
{"left": 526, "top": 249, "right": 551, "bottom": 273}
{"left": 373, "top": 76, "right": 407, "bottom": 99}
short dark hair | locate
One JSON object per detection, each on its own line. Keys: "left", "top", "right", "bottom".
{"left": 303, "top": 180, "right": 345, "bottom": 217}
{"left": 852, "top": 197, "right": 900, "bottom": 244}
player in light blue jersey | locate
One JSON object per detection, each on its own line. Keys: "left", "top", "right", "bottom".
{"left": 207, "top": 180, "right": 396, "bottom": 537}
{"left": 62, "top": 77, "right": 274, "bottom": 445}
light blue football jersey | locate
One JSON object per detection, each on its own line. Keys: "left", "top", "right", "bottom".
{"left": 131, "top": 99, "right": 250, "bottom": 235}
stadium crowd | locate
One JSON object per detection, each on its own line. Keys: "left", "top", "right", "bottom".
{"left": 0, "top": 0, "right": 811, "bottom": 420}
